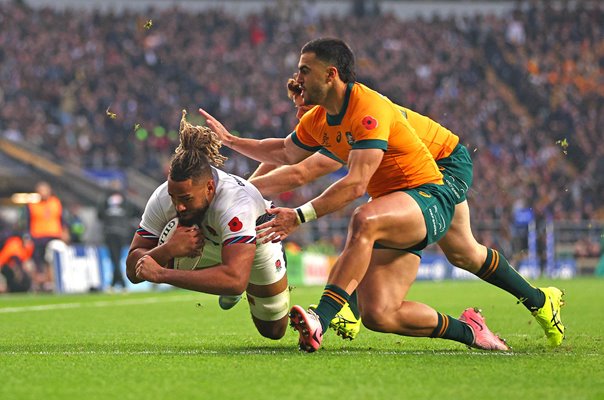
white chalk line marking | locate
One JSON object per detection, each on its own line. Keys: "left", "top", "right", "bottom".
{"left": 1, "top": 349, "right": 599, "bottom": 357}
{"left": 0, "top": 294, "right": 201, "bottom": 314}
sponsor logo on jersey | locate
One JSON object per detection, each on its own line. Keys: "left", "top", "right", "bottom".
{"left": 321, "top": 132, "right": 329, "bottom": 146}
{"left": 336, "top": 131, "right": 342, "bottom": 143}
{"left": 361, "top": 115, "right": 378, "bottom": 130}
{"left": 346, "top": 131, "right": 355, "bottom": 145}
{"left": 418, "top": 191, "right": 432, "bottom": 198}
{"left": 228, "top": 216, "right": 243, "bottom": 232}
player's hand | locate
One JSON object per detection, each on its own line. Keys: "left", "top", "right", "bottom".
{"left": 256, "top": 207, "right": 299, "bottom": 243}
{"left": 295, "top": 103, "right": 313, "bottom": 120}
{"left": 198, "top": 108, "right": 233, "bottom": 147}
{"left": 166, "top": 225, "right": 205, "bottom": 258}
{"left": 135, "top": 255, "right": 164, "bottom": 283}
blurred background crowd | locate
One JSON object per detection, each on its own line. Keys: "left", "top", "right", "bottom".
{"left": 0, "top": 0, "right": 602, "bottom": 291}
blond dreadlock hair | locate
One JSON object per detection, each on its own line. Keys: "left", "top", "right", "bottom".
{"left": 170, "top": 110, "right": 227, "bottom": 182}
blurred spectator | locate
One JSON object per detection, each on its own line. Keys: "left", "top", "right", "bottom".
{"left": 65, "top": 202, "right": 87, "bottom": 244}
{"left": 0, "top": 218, "right": 34, "bottom": 293}
{"left": 97, "top": 180, "right": 138, "bottom": 291}
{"left": 0, "top": 1, "right": 601, "bottom": 256}
{"left": 19, "top": 181, "right": 69, "bottom": 292}
{"left": 574, "top": 236, "right": 601, "bottom": 258}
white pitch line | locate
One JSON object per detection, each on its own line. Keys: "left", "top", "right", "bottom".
{"left": 1, "top": 349, "right": 599, "bottom": 357}
{"left": 0, "top": 294, "right": 201, "bottom": 314}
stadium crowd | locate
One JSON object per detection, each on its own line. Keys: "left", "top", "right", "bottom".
{"left": 0, "top": 0, "right": 601, "bottom": 256}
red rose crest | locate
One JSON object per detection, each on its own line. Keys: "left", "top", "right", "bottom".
{"left": 361, "top": 115, "right": 378, "bottom": 130}
{"left": 228, "top": 216, "right": 243, "bottom": 232}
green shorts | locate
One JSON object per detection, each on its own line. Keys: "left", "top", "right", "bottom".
{"left": 372, "top": 144, "right": 471, "bottom": 257}
{"left": 374, "top": 181, "right": 456, "bottom": 256}
{"left": 437, "top": 143, "right": 473, "bottom": 204}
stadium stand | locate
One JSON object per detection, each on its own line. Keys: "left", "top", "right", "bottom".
{"left": 0, "top": 0, "right": 601, "bottom": 267}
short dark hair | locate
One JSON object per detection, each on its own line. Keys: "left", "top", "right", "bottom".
{"left": 301, "top": 38, "right": 356, "bottom": 83}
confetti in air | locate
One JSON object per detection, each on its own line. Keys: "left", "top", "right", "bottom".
{"left": 106, "top": 108, "right": 117, "bottom": 119}
{"left": 144, "top": 20, "right": 153, "bottom": 29}
{"left": 556, "top": 138, "right": 568, "bottom": 155}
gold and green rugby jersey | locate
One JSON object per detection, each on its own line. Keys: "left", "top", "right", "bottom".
{"left": 399, "top": 106, "right": 459, "bottom": 161}
{"left": 292, "top": 82, "right": 444, "bottom": 198}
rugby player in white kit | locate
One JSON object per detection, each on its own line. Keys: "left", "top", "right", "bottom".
{"left": 126, "top": 111, "right": 289, "bottom": 340}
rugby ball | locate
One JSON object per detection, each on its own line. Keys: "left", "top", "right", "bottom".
{"left": 158, "top": 217, "right": 202, "bottom": 270}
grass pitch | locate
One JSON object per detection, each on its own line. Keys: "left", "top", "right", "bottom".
{"left": 1, "top": 278, "right": 603, "bottom": 399}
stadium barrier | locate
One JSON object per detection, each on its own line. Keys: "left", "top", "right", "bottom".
{"left": 50, "top": 243, "right": 578, "bottom": 294}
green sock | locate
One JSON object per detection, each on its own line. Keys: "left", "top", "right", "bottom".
{"left": 348, "top": 290, "right": 360, "bottom": 319}
{"left": 314, "top": 284, "right": 349, "bottom": 332}
{"left": 430, "top": 312, "right": 474, "bottom": 345}
{"left": 476, "top": 248, "right": 545, "bottom": 312}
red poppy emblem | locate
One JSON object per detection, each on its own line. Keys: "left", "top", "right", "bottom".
{"left": 228, "top": 217, "right": 243, "bottom": 232}
{"left": 361, "top": 115, "right": 378, "bottom": 130}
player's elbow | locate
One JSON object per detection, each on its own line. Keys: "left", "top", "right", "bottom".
{"left": 224, "top": 273, "right": 248, "bottom": 295}
{"left": 125, "top": 251, "right": 144, "bottom": 284}
{"left": 125, "top": 268, "right": 143, "bottom": 284}
{"left": 126, "top": 274, "right": 141, "bottom": 284}
{"left": 290, "top": 167, "right": 311, "bottom": 187}
{"left": 340, "top": 173, "right": 369, "bottom": 200}
{"left": 349, "top": 182, "right": 367, "bottom": 200}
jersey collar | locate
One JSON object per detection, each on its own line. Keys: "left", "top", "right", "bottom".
{"left": 326, "top": 82, "right": 354, "bottom": 126}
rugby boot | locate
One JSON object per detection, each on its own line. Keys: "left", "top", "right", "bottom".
{"left": 218, "top": 295, "right": 242, "bottom": 310}
{"left": 532, "top": 287, "right": 565, "bottom": 347}
{"left": 310, "top": 302, "right": 361, "bottom": 340}
{"left": 289, "top": 305, "right": 323, "bottom": 352}
{"left": 459, "top": 307, "right": 510, "bottom": 351}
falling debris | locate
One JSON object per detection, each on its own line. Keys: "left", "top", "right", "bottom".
{"left": 106, "top": 107, "right": 117, "bottom": 119}
{"left": 144, "top": 19, "right": 153, "bottom": 29}
{"left": 556, "top": 138, "right": 568, "bottom": 155}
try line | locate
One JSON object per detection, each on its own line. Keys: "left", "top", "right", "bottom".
{"left": 0, "top": 294, "right": 202, "bottom": 314}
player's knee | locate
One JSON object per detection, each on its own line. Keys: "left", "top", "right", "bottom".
{"left": 249, "top": 289, "right": 289, "bottom": 339}
{"left": 359, "top": 304, "right": 392, "bottom": 333}
{"left": 257, "top": 321, "right": 287, "bottom": 340}
{"left": 349, "top": 206, "right": 378, "bottom": 240}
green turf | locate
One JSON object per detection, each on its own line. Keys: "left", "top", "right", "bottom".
{"left": 1, "top": 278, "right": 603, "bottom": 399}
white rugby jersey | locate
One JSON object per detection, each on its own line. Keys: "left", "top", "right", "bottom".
{"left": 137, "top": 167, "right": 285, "bottom": 284}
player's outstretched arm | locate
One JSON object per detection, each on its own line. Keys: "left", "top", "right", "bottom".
{"left": 125, "top": 226, "right": 204, "bottom": 284}
{"left": 250, "top": 152, "right": 342, "bottom": 197}
{"left": 198, "top": 108, "right": 311, "bottom": 165}
{"left": 135, "top": 243, "right": 255, "bottom": 296}
{"left": 256, "top": 148, "right": 382, "bottom": 243}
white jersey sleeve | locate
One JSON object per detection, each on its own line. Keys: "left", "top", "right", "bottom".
{"left": 138, "top": 182, "right": 174, "bottom": 239}
{"left": 213, "top": 189, "right": 259, "bottom": 246}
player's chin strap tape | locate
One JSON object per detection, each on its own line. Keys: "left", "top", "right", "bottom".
{"left": 294, "top": 202, "right": 317, "bottom": 224}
